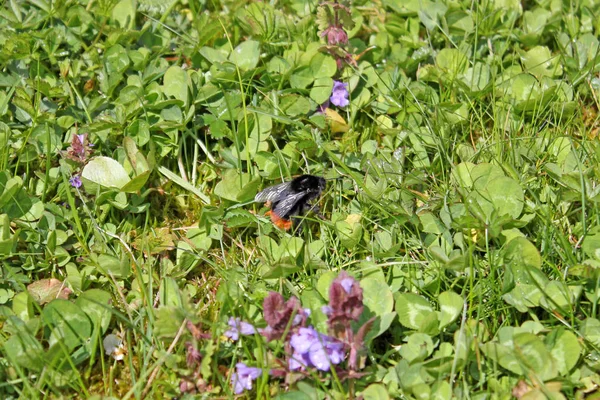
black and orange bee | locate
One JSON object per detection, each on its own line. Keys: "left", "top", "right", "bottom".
{"left": 255, "top": 175, "right": 327, "bottom": 231}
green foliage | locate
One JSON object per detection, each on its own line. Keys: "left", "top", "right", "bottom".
{"left": 0, "top": 0, "right": 600, "bottom": 397}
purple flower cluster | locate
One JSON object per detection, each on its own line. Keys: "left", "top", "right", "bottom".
{"left": 289, "top": 327, "right": 345, "bottom": 371}
{"left": 224, "top": 317, "right": 256, "bottom": 341}
{"left": 64, "top": 133, "right": 93, "bottom": 191}
{"left": 230, "top": 363, "right": 262, "bottom": 395}
{"left": 178, "top": 272, "right": 369, "bottom": 396}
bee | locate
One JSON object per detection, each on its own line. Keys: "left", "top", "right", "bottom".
{"left": 255, "top": 175, "right": 327, "bottom": 231}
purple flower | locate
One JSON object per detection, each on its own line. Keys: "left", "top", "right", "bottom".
{"left": 339, "top": 276, "right": 355, "bottom": 293}
{"left": 224, "top": 317, "right": 256, "bottom": 341}
{"left": 230, "top": 363, "right": 262, "bottom": 394}
{"left": 330, "top": 81, "right": 349, "bottom": 107}
{"left": 69, "top": 175, "right": 82, "bottom": 188}
{"left": 65, "top": 133, "right": 92, "bottom": 163}
{"left": 289, "top": 327, "right": 345, "bottom": 371}
{"left": 327, "top": 271, "right": 364, "bottom": 326}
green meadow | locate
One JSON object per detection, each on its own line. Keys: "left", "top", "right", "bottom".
{"left": 1, "top": 0, "right": 600, "bottom": 398}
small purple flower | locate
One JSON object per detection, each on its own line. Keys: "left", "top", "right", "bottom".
{"left": 230, "top": 363, "right": 262, "bottom": 394}
{"left": 69, "top": 175, "right": 82, "bottom": 188}
{"left": 289, "top": 327, "right": 345, "bottom": 371}
{"left": 330, "top": 81, "right": 349, "bottom": 107}
{"left": 224, "top": 317, "right": 256, "bottom": 341}
{"left": 339, "top": 276, "right": 355, "bottom": 293}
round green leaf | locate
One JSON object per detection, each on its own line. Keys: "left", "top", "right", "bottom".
{"left": 504, "top": 237, "right": 542, "bottom": 270}
{"left": 104, "top": 44, "right": 130, "bottom": 75}
{"left": 279, "top": 236, "right": 305, "bottom": 259}
{"left": 310, "top": 53, "right": 337, "bottom": 79}
{"left": 335, "top": 219, "right": 363, "bottom": 249}
{"left": 160, "top": 105, "right": 183, "bottom": 122}
{"left": 279, "top": 94, "right": 311, "bottom": 117}
{"left": 21, "top": 197, "right": 44, "bottom": 221}
{"left": 521, "top": 46, "right": 562, "bottom": 78}
{"left": 579, "top": 318, "right": 600, "bottom": 347}
{"left": 461, "top": 62, "right": 490, "bottom": 92}
{"left": 513, "top": 332, "right": 558, "bottom": 381}
{"left": 0, "top": 174, "right": 23, "bottom": 208}
{"left": 163, "top": 66, "right": 189, "bottom": 106}
{"left": 364, "top": 312, "right": 397, "bottom": 342}
{"left": 361, "top": 277, "right": 393, "bottom": 317}
{"left": 111, "top": 0, "right": 135, "bottom": 28}
{"left": 126, "top": 119, "right": 150, "bottom": 146}
{"left": 95, "top": 253, "right": 130, "bottom": 279}
{"left": 539, "top": 281, "right": 576, "bottom": 312}
{"left": 470, "top": 163, "right": 505, "bottom": 190}
{"left": 42, "top": 299, "right": 92, "bottom": 351}
{"left": 290, "top": 67, "right": 315, "bottom": 89}
{"left": 199, "top": 46, "right": 227, "bottom": 64}
{"left": 547, "top": 328, "right": 580, "bottom": 375}
{"left": 435, "top": 48, "right": 468, "bottom": 75}
{"left": 310, "top": 77, "right": 333, "bottom": 104}
{"left": 229, "top": 40, "right": 260, "bottom": 70}
{"left": 275, "top": 391, "right": 312, "bottom": 400}
{"left": 4, "top": 323, "right": 44, "bottom": 371}
{"left": 395, "top": 292, "right": 434, "bottom": 330}
{"left": 76, "top": 289, "right": 113, "bottom": 334}
{"left": 361, "top": 383, "right": 390, "bottom": 400}
{"left": 484, "top": 176, "right": 524, "bottom": 218}
{"left": 81, "top": 156, "right": 131, "bottom": 191}
{"left": 316, "top": 271, "right": 338, "bottom": 299}
{"left": 482, "top": 342, "right": 520, "bottom": 374}
{"left": 438, "top": 291, "right": 463, "bottom": 328}
{"left": 431, "top": 380, "right": 452, "bottom": 400}
{"left": 117, "top": 85, "right": 144, "bottom": 105}
{"left": 214, "top": 170, "right": 260, "bottom": 202}
{"left": 399, "top": 332, "right": 434, "bottom": 363}
{"left": 511, "top": 73, "right": 541, "bottom": 102}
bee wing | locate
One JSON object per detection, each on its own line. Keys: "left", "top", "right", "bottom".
{"left": 271, "top": 191, "right": 309, "bottom": 218}
{"left": 255, "top": 181, "right": 292, "bottom": 203}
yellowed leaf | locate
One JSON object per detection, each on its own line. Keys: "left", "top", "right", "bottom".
{"left": 324, "top": 108, "right": 349, "bottom": 133}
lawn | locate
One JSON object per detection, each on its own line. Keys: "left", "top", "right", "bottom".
{"left": 1, "top": 0, "right": 600, "bottom": 398}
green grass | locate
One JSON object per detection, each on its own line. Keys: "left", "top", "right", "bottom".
{"left": 1, "top": 0, "right": 600, "bottom": 398}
